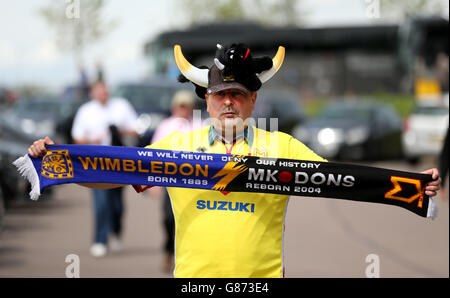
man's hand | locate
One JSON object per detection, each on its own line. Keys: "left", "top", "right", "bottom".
{"left": 421, "top": 168, "right": 441, "bottom": 197}
{"left": 28, "top": 136, "right": 55, "bottom": 157}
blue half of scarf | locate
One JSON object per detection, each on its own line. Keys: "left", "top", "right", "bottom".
{"left": 13, "top": 144, "right": 437, "bottom": 218}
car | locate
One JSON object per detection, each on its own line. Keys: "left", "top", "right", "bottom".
{"left": 0, "top": 97, "right": 78, "bottom": 215}
{"left": 252, "top": 88, "right": 306, "bottom": 134}
{"left": 402, "top": 100, "right": 449, "bottom": 164}
{"left": 0, "top": 116, "right": 37, "bottom": 222}
{"left": 113, "top": 79, "right": 205, "bottom": 147}
{"left": 292, "top": 100, "right": 403, "bottom": 161}
{"left": 0, "top": 189, "right": 4, "bottom": 230}
{"left": 0, "top": 105, "right": 60, "bottom": 219}
{"left": 3, "top": 96, "right": 80, "bottom": 144}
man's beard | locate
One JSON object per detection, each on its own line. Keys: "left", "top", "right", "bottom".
{"left": 212, "top": 109, "right": 252, "bottom": 143}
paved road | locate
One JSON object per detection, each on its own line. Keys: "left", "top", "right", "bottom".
{"left": 0, "top": 159, "right": 448, "bottom": 278}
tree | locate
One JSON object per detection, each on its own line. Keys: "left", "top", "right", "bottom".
{"left": 379, "top": 0, "right": 448, "bottom": 22}
{"left": 178, "top": 0, "right": 307, "bottom": 27}
{"left": 39, "top": 0, "right": 118, "bottom": 69}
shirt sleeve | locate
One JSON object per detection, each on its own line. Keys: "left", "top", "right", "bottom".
{"left": 71, "top": 107, "right": 86, "bottom": 141}
{"left": 118, "top": 99, "right": 138, "bottom": 132}
{"left": 285, "top": 133, "right": 327, "bottom": 162}
{"left": 151, "top": 118, "right": 171, "bottom": 144}
{"left": 147, "top": 131, "right": 180, "bottom": 150}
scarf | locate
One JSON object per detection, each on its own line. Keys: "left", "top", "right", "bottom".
{"left": 13, "top": 144, "right": 437, "bottom": 218}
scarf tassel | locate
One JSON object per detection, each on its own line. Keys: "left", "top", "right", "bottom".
{"left": 13, "top": 154, "right": 41, "bottom": 201}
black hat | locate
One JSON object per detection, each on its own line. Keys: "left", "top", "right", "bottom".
{"left": 174, "top": 43, "right": 285, "bottom": 98}
{"left": 206, "top": 65, "right": 251, "bottom": 95}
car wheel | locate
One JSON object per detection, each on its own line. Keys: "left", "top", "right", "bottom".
{"left": 406, "top": 157, "right": 420, "bottom": 165}
{"left": 340, "top": 145, "right": 365, "bottom": 161}
{"left": 0, "top": 188, "right": 5, "bottom": 232}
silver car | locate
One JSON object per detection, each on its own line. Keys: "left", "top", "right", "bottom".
{"left": 402, "top": 100, "right": 449, "bottom": 164}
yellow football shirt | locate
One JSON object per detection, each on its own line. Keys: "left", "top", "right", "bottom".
{"left": 146, "top": 125, "right": 326, "bottom": 278}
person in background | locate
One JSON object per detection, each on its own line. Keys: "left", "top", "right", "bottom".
{"left": 71, "top": 80, "right": 138, "bottom": 257}
{"left": 150, "top": 89, "right": 198, "bottom": 272}
{"left": 438, "top": 127, "right": 449, "bottom": 201}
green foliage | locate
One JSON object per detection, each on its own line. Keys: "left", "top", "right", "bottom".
{"left": 368, "top": 92, "right": 416, "bottom": 118}
{"left": 379, "top": 0, "right": 447, "bottom": 20}
{"left": 39, "top": 0, "right": 118, "bottom": 66}
{"left": 178, "top": 0, "right": 306, "bottom": 27}
{"left": 304, "top": 93, "right": 416, "bottom": 119}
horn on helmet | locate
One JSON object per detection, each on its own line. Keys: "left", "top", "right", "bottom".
{"left": 257, "top": 46, "right": 285, "bottom": 83}
{"left": 214, "top": 58, "right": 225, "bottom": 70}
{"left": 174, "top": 44, "right": 209, "bottom": 88}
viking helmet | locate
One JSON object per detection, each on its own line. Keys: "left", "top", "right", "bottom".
{"left": 174, "top": 43, "right": 285, "bottom": 98}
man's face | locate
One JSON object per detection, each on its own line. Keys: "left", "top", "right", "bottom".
{"left": 205, "top": 89, "right": 256, "bottom": 135}
{"left": 90, "top": 82, "right": 109, "bottom": 105}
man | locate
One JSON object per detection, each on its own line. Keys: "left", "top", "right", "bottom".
{"left": 438, "top": 126, "right": 449, "bottom": 200}
{"left": 150, "top": 89, "right": 199, "bottom": 272}
{"left": 152, "top": 89, "right": 199, "bottom": 142}
{"left": 71, "top": 80, "right": 138, "bottom": 257}
{"left": 28, "top": 44, "right": 441, "bottom": 277}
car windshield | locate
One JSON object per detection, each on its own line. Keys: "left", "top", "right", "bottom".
{"left": 253, "top": 90, "right": 304, "bottom": 118}
{"left": 318, "top": 105, "right": 372, "bottom": 121}
{"left": 114, "top": 85, "right": 176, "bottom": 111}
{"left": 11, "top": 99, "right": 62, "bottom": 119}
{"left": 275, "top": 96, "right": 304, "bottom": 118}
{"left": 413, "top": 105, "right": 449, "bottom": 115}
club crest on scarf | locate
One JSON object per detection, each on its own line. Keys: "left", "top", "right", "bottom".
{"left": 41, "top": 150, "right": 74, "bottom": 179}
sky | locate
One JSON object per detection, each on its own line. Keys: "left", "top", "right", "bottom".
{"left": 0, "top": 0, "right": 448, "bottom": 92}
